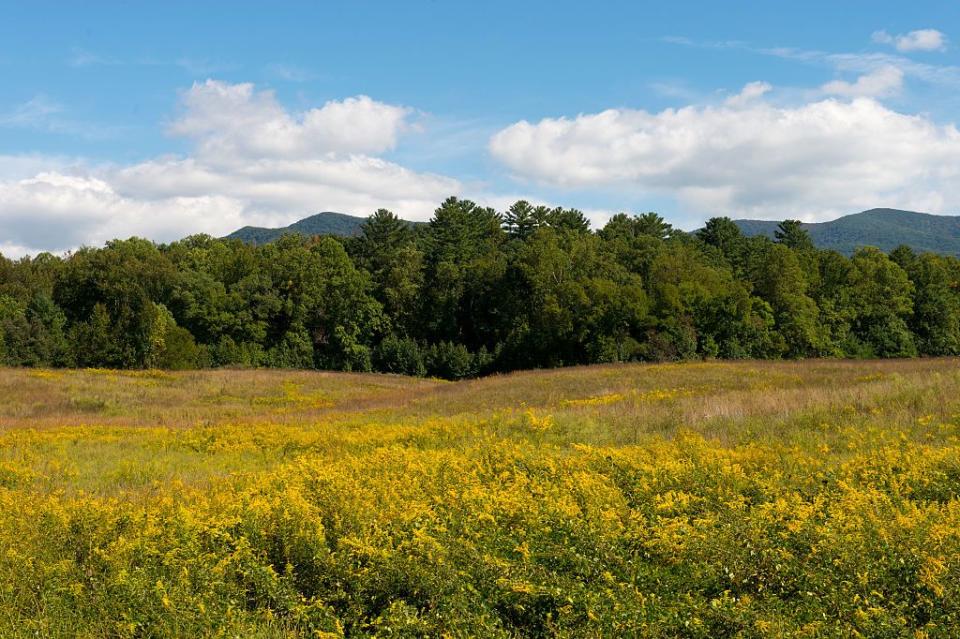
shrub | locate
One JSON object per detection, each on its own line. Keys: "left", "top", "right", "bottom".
{"left": 373, "top": 334, "right": 426, "bottom": 376}
{"left": 424, "top": 341, "right": 476, "bottom": 379}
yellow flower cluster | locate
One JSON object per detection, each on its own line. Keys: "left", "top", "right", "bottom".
{"left": 560, "top": 387, "right": 689, "bottom": 407}
{"left": 0, "top": 360, "right": 957, "bottom": 636}
{"left": 251, "top": 381, "right": 334, "bottom": 411}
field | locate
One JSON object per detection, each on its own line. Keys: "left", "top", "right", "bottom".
{"left": 1, "top": 360, "right": 959, "bottom": 637}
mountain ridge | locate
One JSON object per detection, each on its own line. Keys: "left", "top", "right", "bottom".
{"left": 223, "top": 207, "right": 960, "bottom": 256}
{"left": 224, "top": 211, "right": 369, "bottom": 244}
{"left": 733, "top": 208, "right": 960, "bottom": 256}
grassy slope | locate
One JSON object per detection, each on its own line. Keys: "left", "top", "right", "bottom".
{"left": 1, "top": 360, "right": 959, "bottom": 636}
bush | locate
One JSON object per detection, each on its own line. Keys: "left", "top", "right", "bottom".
{"left": 154, "top": 325, "right": 201, "bottom": 370}
{"left": 266, "top": 330, "right": 315, "bottom": 369}
{"left": 211, "top": 336, "right": 265, "bottom": 367}
{"left": 374, "top": 334, "right": 426, "bottom": 376}
{"left": 424, "top": 341, "right": 477, "bottom": 379}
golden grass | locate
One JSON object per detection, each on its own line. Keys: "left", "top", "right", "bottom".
{"left": 0, "top": 358, "right": 958, "bottom": 636}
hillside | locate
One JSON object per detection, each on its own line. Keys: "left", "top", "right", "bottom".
{"left": 735, "top": 208, "right": 960, "bottom": 256}
{"left": 225, "top": 211, "right": 368, "bottom": 243}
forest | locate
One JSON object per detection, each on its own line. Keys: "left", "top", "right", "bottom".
{"left": 2, "top": 197, "right": 959, "bottom": 378}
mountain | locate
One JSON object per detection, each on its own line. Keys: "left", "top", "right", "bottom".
{"left": 225, "top": 212, "right": 369, "bottom": 244}
{"left": 734, "top": 208, "right": 960, "bottom": 256}
{"left": 225, "top": 207, "right": 960, "bottom": 257}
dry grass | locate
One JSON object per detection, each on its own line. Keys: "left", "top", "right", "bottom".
{"left": 0, "top": 358, "right": 959, "bottom": 636}
{"left": 1, "top": 358, "right": 956, "bottom": 496}
{"left": 0, "top": 367, "right": 444, "bottom": 428}
{"left": 3, "top": 358, "right": 957, "bottom": 450}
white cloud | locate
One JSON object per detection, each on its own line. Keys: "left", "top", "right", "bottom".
{"left": 0, "top": 171, "right": 247, "bottom": 251}
{"left": 0, "top": 242, "right": 33, "bottom": 260}
{"left": 489, "top": 86, "right": 960, "bottom": 221}
{"left": 663, "top": 35, "right": 960, "bottom": 88}
{"left": 724, "top": 81, "right": 772, "bottom": 106}
{"left": 0, "top": 154, "right": 76, "bottom": 181}
{"left": 821, "top": 65, "right": 904, "bottom": 97}
{"left": 170, "top": 80, "right": 412, "bottom": 158}
{"left": 0, "top": 81, "right": 462, "bottom": 256}
{"left": 872, "top": 29, "right": 947, "bottom": 52}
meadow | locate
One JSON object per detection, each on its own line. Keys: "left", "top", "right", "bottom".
{"left": 1, "top": 359, "right": 959, "bottom": 637}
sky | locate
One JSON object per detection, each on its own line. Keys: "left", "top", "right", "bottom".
{"left": 3, "top": 1, "right": 960, "bottom": 256}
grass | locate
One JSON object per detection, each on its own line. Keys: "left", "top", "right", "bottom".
{"left": 0, "top": 359, "right": 959, "bottom": 636}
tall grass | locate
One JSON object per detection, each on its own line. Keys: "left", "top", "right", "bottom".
{"left": 0, "top": 359, "right": 958, "bottom": 636}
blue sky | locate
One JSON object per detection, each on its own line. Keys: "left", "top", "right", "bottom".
{"left": 2, "top": 1, "right": 960, "bottom": 255}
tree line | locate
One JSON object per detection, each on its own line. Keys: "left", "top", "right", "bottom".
{"left": 2, "top": 197, "right": 959, "bottom": 378}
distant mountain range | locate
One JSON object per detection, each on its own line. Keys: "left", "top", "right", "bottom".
{"left": 734, "top": 208, "right": 960, "bottom": 256}
{"left": 225, "top": 212, "right": 370, "bottom": 244}
{"left": 224, "top": 207, "right": 960, "bottom": 257}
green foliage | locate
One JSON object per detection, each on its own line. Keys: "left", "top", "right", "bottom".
{"left": 751, "top": 244, "right": 826, "bottom": 357}
{"left": 846, "top": 248, "right": 917, "bottom": 357}
{"left": 0, "top": 295, "right": 25, "bottom": 365}
{"left": 148, "top": 304, "right": 202, "bottom": 370}
{"left": 374, "top": 334, "right": 427, "bottom": 377}
{"left": 503, "top": 200, "right": 538, "bottom": 239}
{"left": 420, "top": 197, "right": 507, "bottom": 347}
{"left": 2, "top": 199, "right": 960, "bottom": 377}
{"left": 774, "top": 219, "right": 815, "bottom": 252}
{"left": 897, "top": 251, "right": 960, "bottom": 355}
{"left": 352, "top": 210, "right": 422, "bottom": 336}
{"left": 698, "top": 216, "right": 744, "bottom": 258}
{"left": 424, "top": 341, "right": 490, "bottom": 379}
{"left": 70, "top": 303, "right": 120, "bottom": 368}
{"left": 506, "top": 228, "right": 648, "bottom": 367}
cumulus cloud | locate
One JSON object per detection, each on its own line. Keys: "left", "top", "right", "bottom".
{"left": 0, "top": 81, "right": 460, "bottom": 256}
{"left": 0, "top": 171, "right": 247, "bottom": 253}
{"left": 170, "top": 80, "right": 412, "bottom": 158}
{"left": 0, "top": 154, "right": 77, "bottom": 181}
{"left": 872, "top": 29, "right": 947, "bottom": 52}
{"left": 489, "top": 86, "right": 960, "bottom": 221}
{"left": 821, "top": 65, "right": 904, "bottom": 97}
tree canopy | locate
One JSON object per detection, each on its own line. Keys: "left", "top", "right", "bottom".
{"left": 2, "top": 199, "right": 959, "bottom": 379}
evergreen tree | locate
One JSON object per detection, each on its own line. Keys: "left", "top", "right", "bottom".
{"left": 503, "top": 200, "right": 538, "bottom": 239}
{"left": 774, "top": 220, "right": 815, "bottom": 252}
{"left": 635, "top": 212, "right": 673, "bottom": 240}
